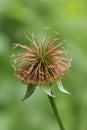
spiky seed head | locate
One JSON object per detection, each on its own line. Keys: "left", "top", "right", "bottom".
{"left": 11, "top": 33, "right": 71, "bottom": 86}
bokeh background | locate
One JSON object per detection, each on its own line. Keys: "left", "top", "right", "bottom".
{"left": 0, "top": 0, "right": 87, "bottom": 130}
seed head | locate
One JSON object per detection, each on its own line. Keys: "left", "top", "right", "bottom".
{"left": 11, "top": 33, "right": 72, "bottom": 100}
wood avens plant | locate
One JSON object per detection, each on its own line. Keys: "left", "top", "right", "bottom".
{"left": 11, "top": 32, "right": 72, "bottom": 130}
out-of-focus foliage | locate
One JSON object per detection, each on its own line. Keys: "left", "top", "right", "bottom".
{"left": 0, "top": 0, "right": 87, "bottom": 130}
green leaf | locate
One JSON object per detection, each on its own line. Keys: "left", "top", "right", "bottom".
{"left": 57, "top": 80, "right": 71, "bottom": 94}
{"left": 41, "top": 83, "right": 55, "bottom": 97}
{"left": 22, "top": 85, "right": 35, "bottom": 101}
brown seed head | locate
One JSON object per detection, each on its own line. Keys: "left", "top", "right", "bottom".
{"left": 11, "top": 33, "right": 71, "bottom": 86}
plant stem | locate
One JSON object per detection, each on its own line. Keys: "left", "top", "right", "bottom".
{"left": 48, "top": 96, "right": 65, "bottom": 130}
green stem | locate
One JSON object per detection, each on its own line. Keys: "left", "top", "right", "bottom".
{"left": 48, "top": 96, "right": 65, "bottom": 130}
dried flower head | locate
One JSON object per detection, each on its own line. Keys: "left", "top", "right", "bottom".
{"left": 11, "top": 32, "right": 72, "bottom": 100}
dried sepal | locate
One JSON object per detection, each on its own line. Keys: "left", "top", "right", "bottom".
{"left": 41, "top": 83, "right": 55, "bottom": 97}
{"left": 57, "top": 80, "right": 71, "bottom": 94}
{"left": 22, "top": 84, "right": 36, "bottom": 101}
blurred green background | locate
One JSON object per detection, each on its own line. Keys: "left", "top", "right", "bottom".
{"left": 0, "top": 0, "right": 87, "bottom": 130}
